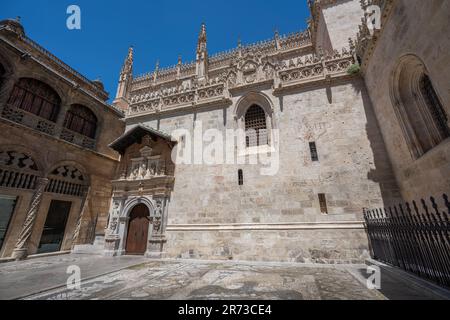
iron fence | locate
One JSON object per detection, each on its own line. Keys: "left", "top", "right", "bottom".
{"left": 364, "top": 194, "right": 450, "bottom": 288}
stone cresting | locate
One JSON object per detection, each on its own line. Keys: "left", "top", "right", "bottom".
{"left": 11, "top": 177, "right": 49, "bottom": 260}
{"left": 126, "top": 37, "right": 355, "bottom": 118}
{"left": 350, "top": 0, "right": 397, "bottom": 72}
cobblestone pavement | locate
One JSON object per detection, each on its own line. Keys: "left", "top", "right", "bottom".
{"left": 18, "top": 259, "right": 384, "bottom": 300}
{"left": 0, "top": 254, "right": 147, "bottom": 300}
{"left": 1, "top": 254, "right": 446, "bottom": 300}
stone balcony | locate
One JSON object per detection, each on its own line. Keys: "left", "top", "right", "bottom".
{"left": 1, "top": 103, "right": 96, "bottom": 150}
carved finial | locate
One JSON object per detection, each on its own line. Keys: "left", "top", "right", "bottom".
{"left": 274, "top": 28, "right": 281, "bottom": 50}
{"left": 127, "top": 46, "right": 134, "bottom": 62}
{"left": 120, "top": 46, "right": 133, "bottom": 75}
{"left": 177, "top": 55, "right": 182, "bottom": 65}
{"left": 155, "top": 59, "right": 160, "bottom": 71}
{"left": 237, "top": 36, "right": 242, "bottom": 48}
{"left": 197, "top": 22, "right": 207, "bottom": 53}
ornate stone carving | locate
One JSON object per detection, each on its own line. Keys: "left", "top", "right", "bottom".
{"left": 0, "top": 151, "right": 38, "bottom": 171}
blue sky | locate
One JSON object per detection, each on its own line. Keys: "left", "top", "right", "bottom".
{"left": 1, "top": 0, "right": 310, "bottom": 101}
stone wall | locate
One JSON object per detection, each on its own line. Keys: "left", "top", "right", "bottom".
{"left": 0, "top": 119, "right": 119, "bottom": 257}
{"left": 318, "top": 0, "right": 364, "bottom": 51}
{"left": 165, "top": 227, "right": 370, "bottom": 264}
{"left": 127, "top": 77, "right": 401, "bottom": 262}
{"left": 363, "top": 0, "right": 450, "bottom": 202}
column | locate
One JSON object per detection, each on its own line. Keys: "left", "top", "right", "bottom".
{"left": 12, "top": 177, "right": 49, "bottom": 260}
{"left": 71, "top": 186, "right": 91, "bottom": 249}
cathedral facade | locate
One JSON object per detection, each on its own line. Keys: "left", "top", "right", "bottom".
{"left": 102, "top": 0, "right": 416, "bottom": 263}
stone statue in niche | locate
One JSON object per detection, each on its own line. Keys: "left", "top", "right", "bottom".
{"left": 151, "top": 217, "right": 162, "bottom": 233}
{"left": 149, "top": 200, "right": 164, "bottom": 235}
{"left": 139, "top": 162, "right": 147, "bottom": 179}
{"left": 129, "top": 163, "right": 139, "bottom": 180}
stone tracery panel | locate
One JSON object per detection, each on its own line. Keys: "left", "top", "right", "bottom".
{"left": 45, "top": 165, "right": 87, "bottom": 197}
{"left": 0, "top": 150, "right": 40, "bottom": 190}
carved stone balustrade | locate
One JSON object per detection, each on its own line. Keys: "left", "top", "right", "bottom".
{"left": 1, "top": 103, "right": 96, "bottom": 150}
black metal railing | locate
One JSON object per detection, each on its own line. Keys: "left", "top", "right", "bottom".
{"left": 364, "top": 194, "right": 450, "bottom": 288}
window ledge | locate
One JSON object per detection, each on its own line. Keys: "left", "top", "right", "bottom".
{"left": 238, "top": 145, "right": 276, "bottom": 156}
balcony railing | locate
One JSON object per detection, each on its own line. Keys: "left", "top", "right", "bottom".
{"left": 1, "top": 104, "right": 96, "bottom": 150}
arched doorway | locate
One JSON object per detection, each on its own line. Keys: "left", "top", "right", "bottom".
{"left": 125, "top": 204, "right": 150, "bottom": 255}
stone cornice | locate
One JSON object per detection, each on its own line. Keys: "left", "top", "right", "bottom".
{"left": 167, "top": 221, "right": 365, "bottom": 231}
{"left": 0, "top": 23, "right": 125, "bottom": 117}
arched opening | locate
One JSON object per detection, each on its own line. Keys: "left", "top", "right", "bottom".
{"left": 38, "top": 164, "right": 89, "bottom": 254}
{"left": 391, "top": 55, "right": 449, "bottom": 158}
{"left": 7, "top": 78, "right": 61, "bottom": 122}
{"left": 245, "top": 104, "right": 268, "bottom": 147}
{"left": 125, "top": 204, "right": 150, "bottom": 255}
{"left": 63, "top": 104, "right": 98, "bottom": 139}
{"left": 0, "top": 149, "right": 41, "bottom": 252}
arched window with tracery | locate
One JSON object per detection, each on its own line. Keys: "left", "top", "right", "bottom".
{"left": 245, "top": 105, "right": 268, "bottom": 147}
{"left": 7, "top": 78, "right": 61, "bottom": 122}
{"left": 391, "top": 55, "right": 450, "bottom": 158}
{"left": 63, "top": 104, "right": 97, "bottom": 139}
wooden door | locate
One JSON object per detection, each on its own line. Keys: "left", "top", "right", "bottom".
{"left": 125, "top": 204, "right": 149, "bottom": 255}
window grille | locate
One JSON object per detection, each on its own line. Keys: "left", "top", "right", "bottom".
{"left": 420, "top": 74, "right": 450, "bottom": 141}
{"left": 7, "top": 78, "right": 61, "bottom": 122}
{"left": 64, "top": 104, "right": 97, "bottom": 139}
{"left": 309, "top": 142, "right": 319, "bottom": 162}
{"left": 245, "top": 105, "right": 268, "bottom": 147}
{"left": 318, "top": 193, "right": 328, "bottom": 214}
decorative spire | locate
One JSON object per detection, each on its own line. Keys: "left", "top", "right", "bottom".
{"left": 153, "top": 60, "right": 160, "bottom": 83}
{"left": 274, "top": 28, "right": 280, "bottom": 50}
{"left": 121, "top": 46, "right": 133, "bottom": 74}
{"left": 197, "top": 22, "right": 207, "bottom": 54}
{"left": 177, "top": 55, "right": 182, "bottom": 78}
{"left": 114, "top": 46, "right": 134, "bottom": 110}
{"left": 196, "top": 22, "right": 208, "bottom": 80}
